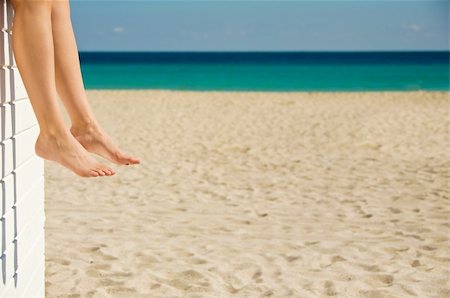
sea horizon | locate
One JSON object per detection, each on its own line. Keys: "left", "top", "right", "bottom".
{"left": 79, "top": 51, "right": 450, "bottom": 92}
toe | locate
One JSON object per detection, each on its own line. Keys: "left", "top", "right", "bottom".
{"left": 121, "top": 153, "right": 140, "bottom": 165}
{"left": 105, "top": 168, "right": 115, "bottom": 176}
{"left": 101, "top": 170, "right": 110, "bottom": 176}
{"left": 129, "top": 156, "right": 140, "bottom": 164}
{"left": 113, "top": 151, "right": 131, "bottom": 165}
{"left": 77, "top": 169, "right": 98, "bottom": 178}
{"left": 89, "top": 170, "right": 99, "bottom": 177}
{"left": 94, "top": 168, "right": 106, "bottom": 176}
{"left": 98, "top": 165, "right": 114, "bottom": 176}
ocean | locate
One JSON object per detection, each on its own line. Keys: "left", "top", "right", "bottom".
{"left": 79, "top": 51, "right": 449, "bottom": 91}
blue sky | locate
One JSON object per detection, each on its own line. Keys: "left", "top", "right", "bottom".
{"left": 70, "top": 0, "right": 449, "bottom": 51}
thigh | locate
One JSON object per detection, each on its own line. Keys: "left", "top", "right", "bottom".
{"left": 11, "top": 0, "right": 54, "bottom": 11}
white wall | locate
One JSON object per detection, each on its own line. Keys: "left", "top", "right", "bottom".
{"left": 0, "top": 0, "right": 45, "bottom": 297}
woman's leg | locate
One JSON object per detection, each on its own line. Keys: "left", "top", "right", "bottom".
{"left": 50, "top": 0, "right": 140, "bottom": 166}
{"left": 11, "top": 0, "right": 115, "bottom": 177}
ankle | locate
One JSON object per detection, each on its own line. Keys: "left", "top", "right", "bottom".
{"left": 72, "top": 117, "right": 98, "bottom": 128}
{"left": 70, "top": 121, "right": 100, "bottom": 135}
{"left": 38, "top": 128, "right": 71, "bottom": 140}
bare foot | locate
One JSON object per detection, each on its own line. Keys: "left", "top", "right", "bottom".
{"left": 35, "top": 131, "right": 116, "bottom": 178}
{"left": 70, "top": 124, "right": 140, "bottom": 166}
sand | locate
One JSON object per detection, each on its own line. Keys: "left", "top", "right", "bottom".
{"left": 44, "top": 90, "right": 450, "bottom": 298}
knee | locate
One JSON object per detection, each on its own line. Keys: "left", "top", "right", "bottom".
{"left": 12, "top": 0, "right": 54, "bottom": 13}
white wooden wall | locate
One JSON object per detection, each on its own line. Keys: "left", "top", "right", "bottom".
{"left": 0, "top": 0, "right": 45, "bottom": 297}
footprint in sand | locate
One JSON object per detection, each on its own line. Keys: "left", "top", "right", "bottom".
{"left": 367, "top": 274, "right": 394, "bottom": 287}
{"left": 360, "top": 289, "right": 396, "bottom": 298}
{"left": 99, "top": 277, "right": 125, "bottom": 287}
{"left": 166, "top": 270, "right": 209, "bottom": 292}
{"left": 252, "top": 269, "right": 263, "bottom": 283}
{"left": 150, "top": 283, "right": 161, "bottom": 290}
{"left": 175, "top": 269, "right": 204, "bottom": 281}
{"left": 324, "top": 280, "right": 338, "bottom": 296}
{"left": 48, "top": 258, "right": 71, "bottom": 266}
{"left": 106, "top": 271, "right": 133, "bottom": 278}
{"left": 91, "top": 263, "right": 111, "bottom": 270}
{"left": 190, "top": 257, "right": 208, "bottom": 265}
{"left": 330, "top": 255, "right": 346, "bottom": 264}
{"left": 359, "top": 263, "right": 381, "bottom": 272}
{"left": 282, "top": 254, "right": 301, "bottom": 263}
{"left": 105, "top": 286, "right": 137, "bottom": 295}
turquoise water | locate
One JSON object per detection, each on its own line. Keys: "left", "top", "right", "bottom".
{"left": 79, "top": 52, "right": 449, "bottom": 91}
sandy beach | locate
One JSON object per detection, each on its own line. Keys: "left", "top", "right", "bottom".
{"left": 44, "top": 90, "right": 449, "bottom": 297}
